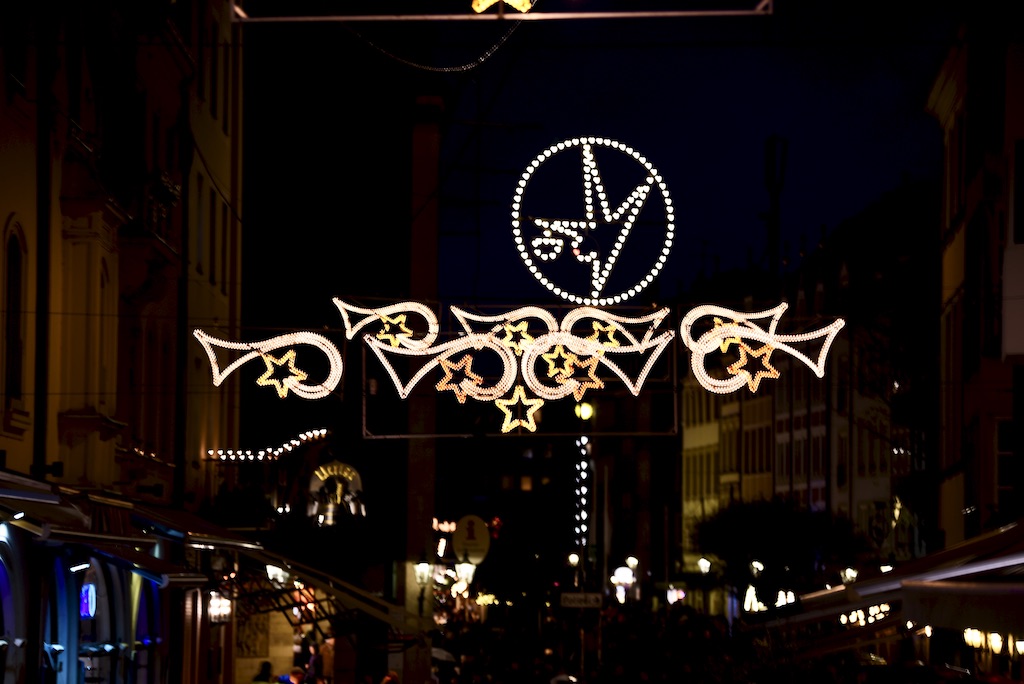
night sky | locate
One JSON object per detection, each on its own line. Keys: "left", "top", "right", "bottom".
{"left": 238, "top": 0, "right": 962, "bottom": 445}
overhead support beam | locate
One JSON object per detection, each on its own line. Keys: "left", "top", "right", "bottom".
{"left": 234, "top": 0, "right": 771, "bottom": 23}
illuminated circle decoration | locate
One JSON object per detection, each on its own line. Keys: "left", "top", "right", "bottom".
{"left": 510, "top": 136, "right": 675, "bottom": 306}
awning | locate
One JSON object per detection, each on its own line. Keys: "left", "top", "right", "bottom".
{"left": 223, "top": 546, "right": 421, "bottom": 642}
{"left": 83, "top": 541, "right": 208, "bottom": 588}
{"left": 125, "top": 501, "right": 263, "bottom": 551}
{"left": 902, "top": 580, "right": 1024, "bottom": 634}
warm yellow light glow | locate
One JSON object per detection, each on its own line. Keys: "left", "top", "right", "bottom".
{"left": 575, "top": 401, "right": 594, "bottom": 420}
{"left": 990, "top": 633, "right": 1003, "bottom": 655}
{"left": 256, "top": 349, "right": 308, "bottom": 398}
{"left": 471, "top": 0, "right": 531, "bottom": 13}
{"left": 494, "top": 386, "right": 545, "bottom": 433}
{"left": 435, "top": 355, "right": 484, "bottom": 404}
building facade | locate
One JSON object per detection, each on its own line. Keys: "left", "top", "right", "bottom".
{"left": 0, "top": 1, "right": 244, "bottom": 681}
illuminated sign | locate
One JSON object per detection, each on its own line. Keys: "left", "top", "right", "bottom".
{"left": 80, "top": 583, "right": 96, "bottom": 619}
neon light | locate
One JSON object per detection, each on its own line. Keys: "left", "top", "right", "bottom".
{"left": 256, "top": 349, "right": 308, "bottom": 398}
{"left": 511, "top": 136, "right": 674, "bottom": 306}
{"left": 494, "top": 385, "right": 545, "bottom": 433}
{"left": 472, "top": 0, "right": 532, "bottom": 12}
{"left": 681, "top": 302, "right": 844, "bottom": 394}
{"left": 726, "top": 343, "right": 779, "bottom": 392}
{"left": 436, "top": 355, "right": 485, "bottom": 404}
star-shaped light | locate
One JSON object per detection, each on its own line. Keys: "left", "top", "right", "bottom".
{"left": 726, "top": 343, "right": 780, "bottom": 393}
{"left": 471, "top": 0, "right": 531, "bottom": 13}
{"left": 376, "top": 314, "right": 413, "bottom": 347}
{"left": 500, "top": 321, "right": 535, "bottom": 356}
{"left": 557, "top": 355, "right": 604, "bottom": 401}
{"left": 587, "top": 321, "right": 620, "bottom": 348}
{"left": 256, "top": 349, "right": 308, "bottom": 398}
{"left": 436, "top": 355, "right": 484, "bottom": 404}
{"left": 541, "top": 345, "right": 576, "bottom": 378}
{"left": 494, "top": 385, "right": 544, "bottom": 433}
{"left": 713, "top": 317, "right": 742, "bottom": 353}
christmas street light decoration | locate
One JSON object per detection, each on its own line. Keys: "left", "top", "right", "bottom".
{"left": 193, "top": 136, "right": 845, "bottom": 432}
{"left": 195, "top": 299, "right": 842, "bottom": 431}
{"left": 511, "top": 136, "right": 674, "bottom": 306}
{"left": 681, "top": 302, "right": 844, "bottom": 395}
{"left": 193, "top": 330, "right": 342, "bottom": 399}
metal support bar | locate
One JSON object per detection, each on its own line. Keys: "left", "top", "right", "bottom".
{"left": 234, "top": 0, "right": 771, "bottom": 23}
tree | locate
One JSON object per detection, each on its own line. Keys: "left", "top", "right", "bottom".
{"left": 693, "top": 498, "right": 875, "bottom": 603}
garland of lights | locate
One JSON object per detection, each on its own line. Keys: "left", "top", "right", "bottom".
{"left": 511, "top": 136, "right": 674, "bottom": 306}
{"left": 193, "top": 138, "right": 845, "bottom": 432}
{"left": 194, "top": 300, "right": 843, "bottom": 432}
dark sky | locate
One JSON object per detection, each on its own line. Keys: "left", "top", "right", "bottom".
{"left": 242, "top": 0, "right": 960, "bottom": 312}
{"left": 238, "top": 0, "right": 962, "bottom": 447}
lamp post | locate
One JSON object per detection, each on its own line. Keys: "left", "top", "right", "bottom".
{"left": 698, "top": 556, "right": 711, "bottom": 614}
{"left": 454, "top": 552, "right": 476, "bottom": 621}
{"left": 626, "top": 556, "right": 639, "bottom": 601}
{"left": 414, "top": 554, "right": 432, "bottom": 617}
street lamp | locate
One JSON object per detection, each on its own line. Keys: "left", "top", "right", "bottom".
{"left": 568, "top": 552, "right": 580, "bottom": 587}
{"left": 414, "top": 553, "right": 432, "bottom": 616}
{"left": 611, "top": 566, "right": 635, "bottom": 604}
{"left": 454, "top": 552, "right": 476, "bottom": 621}
{"left": 626, "top": 556, "right": 639, "bottom": 600}
{"left": 455, "top": 552, "right": 476, "bottom": 585}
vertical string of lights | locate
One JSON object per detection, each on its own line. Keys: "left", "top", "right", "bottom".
{"left": 574, "top": 435, "right": 592, "bottom": 583}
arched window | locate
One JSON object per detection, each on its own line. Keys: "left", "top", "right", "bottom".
{"left": 3, "top": 226, "right": 25, "bottom": 403}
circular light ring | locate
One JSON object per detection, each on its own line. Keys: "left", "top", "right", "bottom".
{"left": 511, "top": 136, "right": 675, "bottom": 306}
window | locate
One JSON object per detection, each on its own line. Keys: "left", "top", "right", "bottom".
{"left": 997, "top": 419, "right": 1018, "bottom": 513}
{"left": 210, "top": 21, "right": 219, "bottom": 118}
{"left": 195, "top": 174, "right": 205, "bottom": 274}
{"left": 220, "top": 201, "right": 228, "bottom": 294}
{"left": 4, "top": 230, "right": 25, "bottom": 401}
{"left": 209, "top": 188, "right": 217, "bottom": 285}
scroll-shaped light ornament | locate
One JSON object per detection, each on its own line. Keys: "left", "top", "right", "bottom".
{"left": 680, "top": 302, "right": 845, "bottom": 394}
{"left": 193, "top": 330, "right": 343, "bottom": 399}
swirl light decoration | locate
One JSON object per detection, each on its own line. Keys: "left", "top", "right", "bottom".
{"left": 194, "top": 300, "right": 843, "bottom": 432}
{"left": 193, "top": 330, "right": 343, "bottom": 400}
{"left": 680, "top": 302, "right": 845, "bottom": 395}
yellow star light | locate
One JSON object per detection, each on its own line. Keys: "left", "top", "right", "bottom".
{"left": 376, "top": 314, "right": 413, "bottom": 347}
{"left": 494, "top": 385, "right": 545, "bottom": 433}
{"left": 713, "top": 317, "right": 742, "bottom": 353}
{"left": 586, "top": 322, "right": 620, "bottom": 348}
{"left": 541, "top": 345, "right": 576, "bottom": 378}
{"left": 436, "top": 355, "right": 484, "bottom": 404}
{"left": 726, "top": 343, "right": 780, "bottom": 393}
{"left": 557, "top": 355, "right": 604, "bottom": 402}
{"left": 472, "top": 0, "right": 532, "bottom": 13}
{"left": 256, "top": 349, "right": 309, "bottom": 398}
{"left": 500, "top": 321, "right": 535, "bottom": 356}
